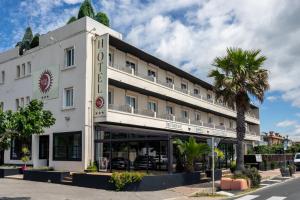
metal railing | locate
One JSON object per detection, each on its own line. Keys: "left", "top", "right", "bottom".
{"left": 109, "top": 64, "right": 259, "bottom": 119}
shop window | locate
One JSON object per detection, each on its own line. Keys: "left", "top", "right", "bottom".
{"left": 53, "top": 131, "right": 82, "bottom": 161}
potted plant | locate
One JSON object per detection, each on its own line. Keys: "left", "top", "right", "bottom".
{"left": 21, "top": 147, "right": 30, "bottom": 172}
{"left": 174, "top": 137, "right": 210, "bottom": 172}
{"left": 205, "top": 148, "right": 225, "bottom": 181}
{"left": 280, "top": 167, "right": 291, "bottom": 177}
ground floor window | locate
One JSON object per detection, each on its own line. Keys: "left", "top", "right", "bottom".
{"left": 10, "top": 137, "right": 32, "bottom": 160}
{"left": 53, "top": 131, "right": 82, "bottom": 161}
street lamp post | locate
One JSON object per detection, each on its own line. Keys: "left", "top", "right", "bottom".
{"left": 283, "top": 136, "right": 289, "bottom": 169}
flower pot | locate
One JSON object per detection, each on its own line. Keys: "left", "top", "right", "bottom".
{"left": 220, "top": 178, "right": 232, "bottom": 190}
{"left": 280, "top": 168, "right": 290, "bottom": 177}
{"left": 231, "top": 179, "right": 249, "bottom": 191}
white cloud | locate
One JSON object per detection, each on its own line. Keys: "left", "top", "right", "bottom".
{"left": 276, "top": 120, "right": 297, "bottom": 128}
{"left": 266, "top": 96, "right": 278, "bottom": 102}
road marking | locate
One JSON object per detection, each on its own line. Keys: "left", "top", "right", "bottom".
{"left": 265, "top": 197, "right": 286, "bottom": 200}
{"left": 235, "top": 195, "right": 259, "bottom": 200}
{"left": 260, "top": 183, "right": 270, "bottom": 186}
{"left": 266, "top": 179, "right": 282, "bottom": 182}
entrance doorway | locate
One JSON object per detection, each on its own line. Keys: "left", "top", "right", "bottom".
{"left": 39, "top": 135, "right": 49, "bottom": 165}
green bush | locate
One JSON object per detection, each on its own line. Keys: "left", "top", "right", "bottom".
{"left": 270, "top": 161, "right": 276, "bottom": 170}
{"left": 110, "top": 172, "right": 145, "bottom": 191}
{"left": 85, "top": 161, "right": 98, "bottom": 172}
{"left": 243, "top": 167, "right": 261, "bottom": 188}
{"left": 288, "top": 164, "right": 296, "bottom": 175}
{"left": 230, "top": 160, "right": 236, "bottom": 173}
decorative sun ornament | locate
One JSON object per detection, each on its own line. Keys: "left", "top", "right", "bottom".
{"left": 39, "top": 70, "right": 53, "bottom": 94}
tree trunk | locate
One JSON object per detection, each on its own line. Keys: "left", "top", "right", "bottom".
{"left": 236, "top": 103, "right": 246, "bottom": 172}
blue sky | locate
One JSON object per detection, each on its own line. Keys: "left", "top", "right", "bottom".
{"left": 1, "top": 0, "right": 300, "bottom": 139}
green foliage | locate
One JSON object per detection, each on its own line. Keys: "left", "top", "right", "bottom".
{"left": 230, "top": 160, "right": 237, "bottom": 173}
{"left": 27, "top": 166, "right": 54, "bottom": 171}
{"left": 78, "top": 0, "right": 95, "bottom": 19}
{"left": 288, "top": 164, "right": 296, "bottom": 175}
{"left": 21, "top": 146, "right": 30, "bottom": 165}
{"left": 243, "top": 167, "right": 261, "bottom": 188}
{"left": 110, "top": 172, "right": 145, "bottom": 191}
{"left": 174, "top": 137, "right": 210, "bottom": 172}
{"left": 67, "top": 16, "right": 77, "bottom": 24}
{"left": 95, "top": 12, "right": 110, "bottom": 26}
{"left": 85, "top": 160, "right": 98, "bottom": 172}
{"left": 30, "top": 34, "right": 40, "bottom": 48}
{"left": 0, "top": 100, "right": 55, "bottom": 151}
{"left": 270, "top": 161, "right": 276, "bottom": 170}
{"left": 232, "top": 171, "right": 248, "bottom": 180}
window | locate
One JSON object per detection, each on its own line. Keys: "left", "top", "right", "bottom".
{"left": 181, "top": 83, "right": 187, "bottom": 90}
{"left": 229, "top": 121, "right": 233, "bottom": 128}
{"left": 194, "top": 88, "right": 199, "bottom": 95}
{"left": 166, "top": 77, "right": 173, "bottom": 84}
{"left": 125, "top": 95, "right": 136, "bottom": 109}
{"left": 26, "top": 96, "right": 30, "bottom": 105}
{"left": 207, "top": 93, "right": 212, "bottom": 100}
{"left": 195, "top": 112, "right": 201, "bottom": 121}
{"left": 181, "top": 110, "right": 188, "bottom": 118}
{"left": 39, "top": 135, "right": 49, "bottom": 159}
{"left": 15, "top": 99, "right": 20, "bottom": 110}
{"left": 126, "top": 61, "right": 136, "bottom": 72}
{"left": 109, "top": 53, "right": 113, "bottom": 66}
{"left": 208, "top": 116, "right": 213, "bottom": 124}
{"left": 16, "top": 65, "right": 20, "bottom": 78}
{"left": 0, "top": 102, "right": 3, "bottom": 110}
{"left": 27, "top": 62, "right": 31, "bottom": 74}
{"left": 21, "top": 63, "right": 26, "bottom": 76}
{"left": 20, "top": 98, "right": 24, "bottom": 107}
{"left": 166, "top": 106, "right": 173, "bottom": 115}
{"left": 0, "top": 71, "right": 4, "bottom": 84}
{"left": 148, "top": 70, "right": 156, "bottom": 78}
{"left": 64, "top": 87, "right": 74, "bottom": 107}
{"left": 147, "top": 101, "right": 157, "bottom": 112}
{"left": 108, "top": 90, "right": 113, "bottom": 105}
{"left": 65, "top": 47, "right": 74, "bottom": 67}
{"left": 10, "top": 137, "right": 32, "bottom": 160}
{"left": 53, "top": 132, "right": 82, "bottom": 161}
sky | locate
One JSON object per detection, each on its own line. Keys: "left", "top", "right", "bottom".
{"left": 1, "top": 0, "right": 300, "bottom": 139}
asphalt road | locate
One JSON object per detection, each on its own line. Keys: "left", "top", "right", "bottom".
{"left": 233, "top": 177, "right": 300, "bottom": 200}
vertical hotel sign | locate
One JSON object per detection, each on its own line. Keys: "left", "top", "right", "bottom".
{"left": 94, "top": 34, "right": 108, "bottom": 119}
{"left": 32, "top": 65, "right": 59, "bottom": 100}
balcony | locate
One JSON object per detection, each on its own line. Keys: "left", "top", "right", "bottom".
{"left": 107, "top": 104, "right": 260, "bottom": 138}
{"left": 108, "top": 64, "right": 259, "bottom": 121}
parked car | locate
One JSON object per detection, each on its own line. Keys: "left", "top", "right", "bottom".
{"left": 294, "top": 153, "right": 300, "bottom": 170}
{"left": 109, "top": 157, "right": 130, "bottom": 170}
{"left": 134, "top": 156, "right": 156, "bottom": 170}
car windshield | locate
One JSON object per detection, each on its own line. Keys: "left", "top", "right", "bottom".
{"left": 296, "top": 154, "right": 300, "bottom": 159}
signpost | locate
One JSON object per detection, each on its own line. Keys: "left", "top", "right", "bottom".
{"left": 284, "top": 137, "right": 289, "bottom": 169}
{"left": 207, "top": 137, "right": 221, "bottom": 194}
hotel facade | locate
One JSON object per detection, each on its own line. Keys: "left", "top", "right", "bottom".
{"left": 0, "top": 17, "right": 260, "bottom": 172}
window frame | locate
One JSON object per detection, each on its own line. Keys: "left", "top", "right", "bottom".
{"left": 147, "top": 101, "right": 157, "bottom": 112}
{"left": 65, "top": 47, "right": 75, "bottom": 67}
{"left": 1, "top": 70, "right": 5, "bottom": 84}
{"left": 64, "top": 87, "right": 74, "bottom": 108}
{"left": 53, "top": 131, "right": 82, "bottom": 161}
{"left": 16, "top": 65, "right": 20, "bottom": 78}
{"left": 166, "top": 105, "right": 173, "bottom": 115}
{"left": 125, "top": 95, "right": 137, "bottom": 110}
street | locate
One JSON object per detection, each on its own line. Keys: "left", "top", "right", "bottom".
{"left": 233, "top": 177, "right": 300, "bottom": 200}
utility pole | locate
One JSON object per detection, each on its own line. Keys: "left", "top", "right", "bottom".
{"left": 212, "top": 137, "right": 215, "bottom": 195}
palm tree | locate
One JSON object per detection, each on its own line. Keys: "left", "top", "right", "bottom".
{"left": 174, "top": 137, "right": 210, "bottom": 172}
{"left": 209, "top": 48, "right": 269, "bottom": 171}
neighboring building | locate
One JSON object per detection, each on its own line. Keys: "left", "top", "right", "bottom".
{"left": 261, "top": 131, "right": 288, "bottom": 146}
{"left": 0, "top": 17, "right": 260, "bottom": 172}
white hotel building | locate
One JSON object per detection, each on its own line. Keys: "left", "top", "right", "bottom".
{"left": 0, "top": 17, "right": 260, "bottom": 172}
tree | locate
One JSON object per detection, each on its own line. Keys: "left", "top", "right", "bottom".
{"left": 30, "top": 33, "right": 40, "bottom": 48}
{"left": 95, "top": 12, "right": 110, "bottom": 27}
{"left": 174, "top": 137, "right": 210, "bottom": 172}
{"left": 67, "top": 16, "right": 77, "bottom": 24}
{"left": 21, "top": 147, "right": 30, "bottom": 168}
{"left": 0, "top": 100, "right": 55, "bottom": 151}
{"left": 209, "top": 48, "right": 269, "bottom": 171}
{"left": 78, "top": 0, "right": 95, "bottom": 19}
{"left": 16, "top": 27, "right": 35, "bottom": 55}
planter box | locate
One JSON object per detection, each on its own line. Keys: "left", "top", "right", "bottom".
{"left": 23, "top": 170, "right": 70, "bottom": 183}
{"left": 220, "top": 178, "right": 249, "bottom": 191}
{"left": 205, "top": 169, "right": 222, "bottom": 181}
{"left": 0, "top": 167, "right": 21, "bottom": 178}
{"left": 220, "top": 178, "right": 232, "bottom": 190}
{"left": 280, "top": 168, "right": 291, "bottom": 177}
{"left": 73, "top": 172, "right": 202, "bottom": 191}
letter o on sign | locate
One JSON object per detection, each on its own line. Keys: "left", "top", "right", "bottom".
{"left": 95, "top": 97, "right": 104, "bottom": 109}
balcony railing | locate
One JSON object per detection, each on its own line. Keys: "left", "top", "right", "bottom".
{"left": 108, "top": 104, "right": 259, "bottom": 136}
{"left": 109, "top": 64, "right": 259, "bottom": 120}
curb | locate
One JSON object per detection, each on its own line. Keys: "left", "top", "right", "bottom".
{"left": 227, "top": 175, "right": 300, "bottom": 199}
